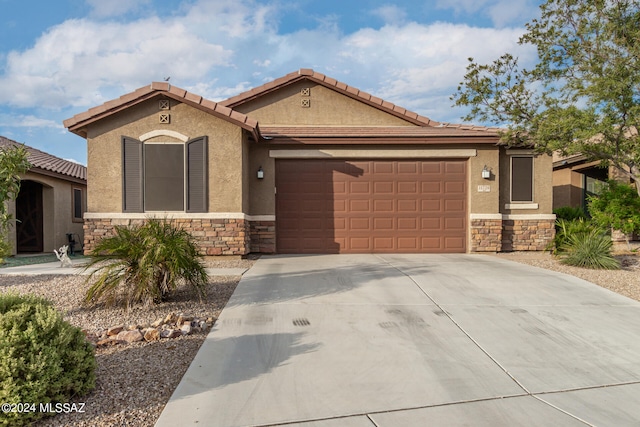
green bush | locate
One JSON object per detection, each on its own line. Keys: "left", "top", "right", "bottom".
{"left": 588, "top": 180, "right": 640, "bottom": 247}
{"left": 84, "top": 218, "right": 208, "bottom": 308}
{"left": 0, "top": 294, "right": 96, "bottom": 427}
{"left": 553, "top": 206, "right": 586, "bottom": 221}
{"left": 560, "top": 228, "right": 620, "bottom": 270}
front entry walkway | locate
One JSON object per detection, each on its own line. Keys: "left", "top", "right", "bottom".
{"left": 156, "top": 254, "right": 640, "bottom": 427}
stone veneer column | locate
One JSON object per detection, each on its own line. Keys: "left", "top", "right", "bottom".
{"left": 249, "top": 221, "right": 276, "bottom": 254}
{"left": 470, "top": 218, "right": 503, "bottom": 252}
{"left": 502, "top": 219, "right": 555, "bottom": 251}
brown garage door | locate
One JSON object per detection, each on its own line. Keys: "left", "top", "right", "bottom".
{"left": 276, "top": 159, "right": 467, "bottom": 253}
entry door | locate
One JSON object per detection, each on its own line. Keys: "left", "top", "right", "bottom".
{"left": 16, "top": 180, "right": 44, "bottom": 253}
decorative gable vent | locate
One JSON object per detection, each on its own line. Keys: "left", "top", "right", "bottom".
{"left": 159, "top": 100, "right": 170, "bottom": 110}
{"left": 301, "top": 88, "right": 310, "bottom": 96}
{"left": 159, "top": 113, "right": 170, "bottom": 124}
{"left": 301, "top": 99, "right": 310, "bottom": 108}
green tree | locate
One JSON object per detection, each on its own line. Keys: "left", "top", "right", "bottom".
{"left": 0, "top": 144, "right": 31, "bottom": 260}
{"left": 588, "top": 180, "right": 640, "bottom": 248}
{"left": 452, "top": 0, "right": 640, "bottom": 194}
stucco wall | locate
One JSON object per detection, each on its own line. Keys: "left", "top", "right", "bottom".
{"left": 86, "top": 98, "right": 246, "bottom": 213}
{"left": 233, "top": 81, "right": 415, "bottom": 126}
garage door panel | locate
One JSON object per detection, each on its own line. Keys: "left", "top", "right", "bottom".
{"left": 276, "top": 159, "right": 467, "bottom": 253}
{"left": 398, "top": 162, "right": 418, "bottom": 174}
{"left": 445, "top": 199, "right": 465, "bottom": 212}
{"left": 422, "top": 199, "right": 441, "bottom": 211}
{"left": 374, "top": 182, "right": 394, "bottom": 193}
{"left": 373, "top": 162, "right": 393, "bottom": 173}
{"left": 374, "top": 199, "right": 394, "bottom": 212}
{"left": 350, "top": 217, "right": 371, "bottom": 230}
{"left": 350, "top": 181, "right": 371, "bottom": 194}
{"left": 349, "top": 199, "right": 371, "bottom": 212}
{"left": 398, "top": 181, "right": 418, "bottom": 193}
{"left": 374, "top": 217, "right": 394, "bottom": 230}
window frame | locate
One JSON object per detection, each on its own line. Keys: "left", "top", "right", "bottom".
{"left": 143, "top": 141, "right": 186, "bottom": 212}
{"left": 510, "top": 155, "right": 534, "bottom": 203}
{"left": 72, "top": 186, "right": 85, "bottom": 223}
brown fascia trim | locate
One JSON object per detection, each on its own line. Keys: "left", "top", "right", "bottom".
{"left": 65, "top": 85, "right": 261, "bottom": 142}
{"left": 262, "top": 135, "right": 501, "bottom": 145}
{"left": 28, "top": 167, "right": 87, "bottom": 185}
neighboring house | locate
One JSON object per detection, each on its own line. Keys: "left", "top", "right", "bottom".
{"left": 0, "top": 137, "right": 86, "bottom": 255}
{"left": 552, "top": 153, "right": 610, "bottom": 211}
{"left": 64, "top": 69, "right": 554, "bottom": 255}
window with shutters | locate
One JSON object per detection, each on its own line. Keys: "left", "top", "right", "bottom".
{"left": 122, "top": 136, "right": 208, "bottom": 212}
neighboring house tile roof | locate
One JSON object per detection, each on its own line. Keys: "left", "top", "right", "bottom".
{"left": 63, "top": 82, "right": 261, "bottom": 141}
{"left": 0, "top": 136, "right": 86, "bottom": 182}
{"left": 221, "top": 69, "right": 440, "bottom": 127}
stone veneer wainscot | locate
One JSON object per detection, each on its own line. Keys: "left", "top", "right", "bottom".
{"left": 83, "top": 217, "right": 254, "bottom": 256}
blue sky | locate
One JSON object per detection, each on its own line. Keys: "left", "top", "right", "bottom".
{"left": 0, "top": 0, "right": 541, "bottom": 165}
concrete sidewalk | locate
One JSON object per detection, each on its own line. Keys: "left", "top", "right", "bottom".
{"left": 155, "top": 254, "right": 640, "bottom": 427}
{"left": 0, "top": 261, "right": 248, "bottom": 276}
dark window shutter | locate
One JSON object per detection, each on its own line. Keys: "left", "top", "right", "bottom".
{"left": 186, "top": 136, "right": 208, "bottom": 213}
{"left": 122, "top": 137, "right": 143, "bottom": 212}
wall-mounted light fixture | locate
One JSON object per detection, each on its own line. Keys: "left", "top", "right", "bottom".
{"left": 257, "top": 166, "right": 264, "bottom": 179}
{"left": 482, "top": 165, "right": 491, "bottom": 179}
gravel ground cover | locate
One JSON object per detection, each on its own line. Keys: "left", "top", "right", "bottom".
{"left": 0, "top": 263, "right": 246, "bottom": 427}
{"left": 1, "top": 252, "right": 639, "bottom": 426}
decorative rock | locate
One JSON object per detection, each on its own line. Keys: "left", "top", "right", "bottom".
{"left": 164, "top": 313, "right": 177, "bottom": 324}
{"left": 116, "top": 330, "right": 143, "bottom": 343}
{"left": 180, "top": 323, "right": 192, "bottom": 335}
{"left": 107, "top": 325, "right": 124, "bottom": 336}
{"left": 151, "top": 318, "right": 164, "bottom": 328}
{"left": 160, "top": 329, "right": 182, "bottom": 339}
{"left": 177, "top": 315, "right": 193, "bottom": 326}
{"left": 144, "top": 329, "right": 160, "bottom": 342}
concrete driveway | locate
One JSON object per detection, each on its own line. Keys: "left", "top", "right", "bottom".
{"left": 155, "top": 254, "right": 640, "bottom": 427}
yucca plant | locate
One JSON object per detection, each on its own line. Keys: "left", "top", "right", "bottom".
{"left": 560, "top": 228, "right": 620, "bottom": 270}
{"left": 83, "top": 219, "right": 207, "bottom": 308}
{"left": 547, "top": 218, "right": 602, "bottom": 255}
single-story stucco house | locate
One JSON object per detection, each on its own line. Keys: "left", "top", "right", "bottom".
{"left": 0, "top": 136, "right": 86, "bottom": 255}
{"left": 63, "top": 69, "right": 555, "bottom": 255}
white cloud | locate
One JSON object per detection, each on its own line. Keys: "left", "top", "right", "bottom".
{"left": 0, "top": 0, "right": 536, "bottom": 126}
{"left": 0, "top": 114, "right": 64, "bottom": 130}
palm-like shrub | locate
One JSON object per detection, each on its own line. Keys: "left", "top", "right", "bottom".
{"left": 547, "top": 218, "right": 602, "bottom": 255}
{"left": 560, "top": 228, "right": 620, "bottom": 270}
{"left": 0, "top": 294, "right": 95, "bottom": 426}
{"left": 84, "top": 219, "right": 208, "bottom": 307}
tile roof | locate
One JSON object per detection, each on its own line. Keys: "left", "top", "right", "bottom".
{"left": 0, "top": 136, "right": 86, "bottom": 182}
{"left": 64, "top": 82, "right": 260, "bottom": 141}
{"left": 221, "top": 69, "right": 440, "bottom": 127}
{"left": 261, "top": 126, "right": 500, "bottom": 138}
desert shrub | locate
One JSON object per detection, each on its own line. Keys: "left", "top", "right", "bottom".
{"left": 0, "top": 294, "right": 96, "bottom": 427}
{"left": 547, "top": 218, "right": 604, "bottom": 255}
{"left": 553, "top": 206, "right": 586, "bottom": 222}
{"left": 84, "top": 218, "right": 208, "bottom": 307}
{"left": 560, "top": 228, "right": 620, "bottom": 270}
